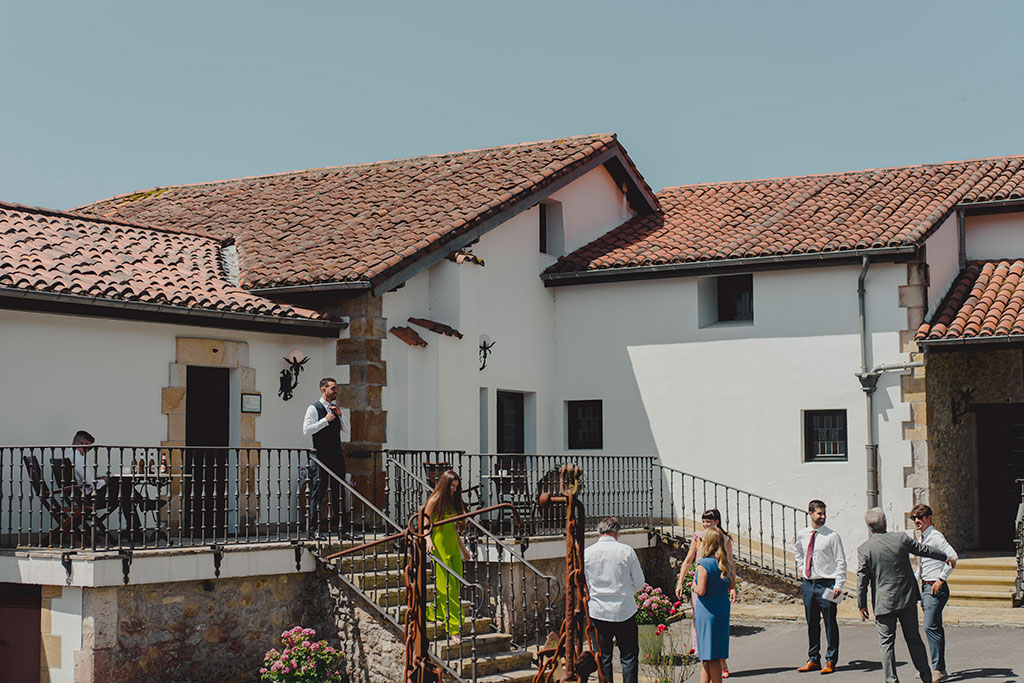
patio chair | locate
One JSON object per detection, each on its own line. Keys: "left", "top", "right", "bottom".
{"left": 422, "top": 460, "right": 483, "bottom": 508}
{"left": 50, "top": 457, "right": 115, "bottom": 528}
{"left": 22, "top": 455, "right": 113, "bottom": 547}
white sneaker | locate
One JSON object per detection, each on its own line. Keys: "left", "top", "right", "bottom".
{"left": 932, "top": 671, "right": 948, "bottom": 683}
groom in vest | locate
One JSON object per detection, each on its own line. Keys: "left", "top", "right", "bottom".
{"left": 302, "top": 377, "right": 350, "bottom": 540}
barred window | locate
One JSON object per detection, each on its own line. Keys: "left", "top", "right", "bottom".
{"left": 804, "top": 410, "right": 847, "bottom": 462}
{"left": 567, "top": 400, "right": 603, "bottom": 450}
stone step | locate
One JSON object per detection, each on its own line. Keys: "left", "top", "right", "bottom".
{"left": 477, "top": 668, "right": 538, "bottom": 683}
{"left": 954, "top": 556, "right": 1017, "bottom": 571}
{"left": 431, "top": 633, "right": 513, "bottom": 659}
{"left": 454, "top": 649, "right": 534, "bottom": 678}
{"left": 392, "top": 600, "right": 474, "bottom": 621}
{"left": 338, "top": 552, "right": 403, "bottom": 572}
{"left": 354, "top": 569, "right": 405, "bottom": 590}
{"left": 424, "top": 617, "right": 492, "bottom": 639}
{"left": 368, "top": 584, "right": 436, "bottom": 607}
{"left": 950, "top": 572, "right": 1017, "bottom": 587}
{"left": 947, "top": 586, "right": 1016, "bottom": 608}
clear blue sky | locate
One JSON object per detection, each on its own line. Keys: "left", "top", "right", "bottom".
{"left": 3, "top": 1, "right": 1023, "bottom": 210}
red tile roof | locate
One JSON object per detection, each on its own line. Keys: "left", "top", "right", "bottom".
{"left": 389, "top": 326, "right": 428, "bottom": 347}
{"left": 76, "top": 134, "right": 652, "bottom": 291}
{"left": 0, "top": 201, "right": 332, "bottom": 326}
{"left": 546, "top": 155, "right": 1024, "bottom": 277}
{"left": 917, "top": 260, "right": 1024, "bottom": 342}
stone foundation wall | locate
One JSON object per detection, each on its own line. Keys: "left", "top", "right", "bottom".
{"left": 924, "top": 348, "right": 1024, "bottom": 549}
{"left": 75, "top": 573, "right": 332, "bottom": 683}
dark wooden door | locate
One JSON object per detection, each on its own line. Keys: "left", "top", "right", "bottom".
{"left": 0, "top": 583, "right": 40, "bottom": 683}
{"left": 496, "top": 391, "right": 524, "bottom": 454}
{"left": 975, "top": 403, "right": 1024, "bottom": 550}
{"left": 185, "top": 366, "right": 230, "bottom": 538}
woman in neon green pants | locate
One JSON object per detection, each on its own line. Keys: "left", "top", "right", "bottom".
{"left": 425, "top": 470, "right": 471, "bottom": 641}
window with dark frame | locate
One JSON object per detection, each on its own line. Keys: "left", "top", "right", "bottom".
{"left": 567, "top": 400, "right": 603, "bottom": 450}
{"left": 539, "top": 202, "right": 548, "bottom": 254}
{"left": 804, "top": 410, "right": 847, "bottom": 461}
{"left": 496, "top": 391, "right": 525, "bottom": 454}
{"left": 717, "top": 274, "right": 753, "bottom": 322}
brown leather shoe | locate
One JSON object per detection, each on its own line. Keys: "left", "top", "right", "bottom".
{"left": 821, "top": 662, "right": 835, "bottom": 674}
{"left": 797, "top": 661, "right": 821, "bottom": 672}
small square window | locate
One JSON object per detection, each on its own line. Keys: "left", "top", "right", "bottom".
{"left": 804, "top": 410, "right": 847, "bottom": 462}
{"left": 567, "top": 400, "right": 603, "bottom": 450}
{"left": 718, "top": 274, "right": 753, "bottom": 322}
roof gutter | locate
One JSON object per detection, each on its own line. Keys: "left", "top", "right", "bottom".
{"left": 918, "top": 333, "right": 1024, "bottom": 349}
{"left": 0, "top": 287, "right": 345, "bottom": 337}
{"left": 542, "top": 245, "right": 919, "bottom": 286}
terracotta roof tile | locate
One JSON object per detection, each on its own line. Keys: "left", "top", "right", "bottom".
{"left": 548, "top": 155, "right": 1024, "bottom": 275}
{"left": 0, "top": 202, "right": 328, "bottom": 322}
{"left": 917, "top": 260, "right": 1024, "bottom": 342}
{"left": 76, "top": 134, "right": 643, "bottom": 290}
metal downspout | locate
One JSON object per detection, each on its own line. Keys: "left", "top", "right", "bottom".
{"left": 858, "top": 256, "right": 880, "bottom": 508}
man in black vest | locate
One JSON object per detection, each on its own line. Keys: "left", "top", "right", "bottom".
{"left": 302, "top": 377, "right": 349, "bottom": 539}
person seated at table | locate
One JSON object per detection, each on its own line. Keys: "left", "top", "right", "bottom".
{"left": 66, "top": 431, "right": 143, "bottom": 535}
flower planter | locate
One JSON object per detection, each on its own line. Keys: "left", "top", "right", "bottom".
{"left": 637, "top": 623, "right": 663, "bottom": 664}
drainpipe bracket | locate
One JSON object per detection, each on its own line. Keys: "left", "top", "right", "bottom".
{"left": 857, "top": 373, "right": 880, "bottom": 393}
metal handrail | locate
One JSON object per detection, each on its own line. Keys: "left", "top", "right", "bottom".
{"left": 1015, "top": 478, "right": 1023, "bottom": 605}
{"left": 651, "top": 463, "right": 809, "bottom": 582}
{"left": 312, "top": 459, "right": 484, "bottom": 683}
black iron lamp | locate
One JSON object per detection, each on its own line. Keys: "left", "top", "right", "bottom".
{"left": 278, "top": 348, "right": 309, "bottom": 401}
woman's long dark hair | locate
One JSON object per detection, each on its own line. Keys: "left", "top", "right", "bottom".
{"left": 702, "top": 508, "right": 728, "bottom": 534}
{"left": 424, "top": 469, "right": 466, "bottom": 521}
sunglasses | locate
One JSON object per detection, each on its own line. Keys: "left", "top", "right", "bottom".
{"left": 911, "top": 515, "right": 927, "bottom": 520}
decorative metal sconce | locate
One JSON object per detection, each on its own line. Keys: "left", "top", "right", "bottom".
{"left": 278, "top": 348, "right": 309, "bottom": 401}
{"left": 951, "top": 387, "right": 974, "bottom": 425}
{"left": 479, "top": 335, "right": 495, "bottom": 371}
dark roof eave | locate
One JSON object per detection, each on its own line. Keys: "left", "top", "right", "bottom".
{"left": 248, "top": 280, "right": 373, "bottom": 295}
{"left": 542, "top": 245, "right": 920, "bottom": 286}
{"left": 0, "top": 287, "right": 344, "bottom": 338}
{"left": 917, "top": 333, "right": 1024, "bottom": 351}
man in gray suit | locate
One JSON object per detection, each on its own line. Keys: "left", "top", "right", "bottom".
{"left": 857, "top": 508, "right": 954, "bottom": 683}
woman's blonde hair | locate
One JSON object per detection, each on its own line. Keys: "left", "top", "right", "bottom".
{"left": 700, "top": 527, "right": 732, "bottom": 581}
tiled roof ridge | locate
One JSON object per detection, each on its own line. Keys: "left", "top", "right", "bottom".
{"left": 0, "top": 200, "right": 223, "bottom": 244}
{"left": 74, "top": 133, "right": 617, "bottom": 211}
{"left": 659, "top": 153, "right": 1024, "bottom": 193}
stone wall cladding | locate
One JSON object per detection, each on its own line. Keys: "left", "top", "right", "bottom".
{"left": 335, "top": 294, "right": 387, "bottom": 506}
{"left": 924, "top": 348, "right": 1024, "bottom": 550}
{"left": 76, "top": 573, "right": 331, "bottom": 683}
{"left": 900, "top": 261, "right": 931, "bottom": 518}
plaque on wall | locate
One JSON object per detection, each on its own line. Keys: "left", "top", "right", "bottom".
{"left": 241, "top": 393, "right": 262, "bottom": 414}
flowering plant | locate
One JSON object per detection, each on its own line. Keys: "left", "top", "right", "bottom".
{"left": 640, "top": 628, "right": 699, "bottom": 683}
{"left": 260, "top": 626, "right": 343, "bottom": 682}
{"left": 675, "top": 564, "right": 696, "bottom": 601}
{"left": 634, "top": 583, "right": 673, "bottom": 625}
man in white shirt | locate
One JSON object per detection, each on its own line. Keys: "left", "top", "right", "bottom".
{"left": 584, "top": 517, "right": 645, "bottom": 683}
{"left": 793, "top": 499, "right": 847, "bottom": 675}
{"left": 911, "top": 504, "right": 958, "bottom": 682}
{"left": 302, "top": 378, "right": 350, "bottom": 539}
{"left": 68, "top": 430, "right": 105, "bottom": 495}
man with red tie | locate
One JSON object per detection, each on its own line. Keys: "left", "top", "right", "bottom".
{"left": 793, "top": 499, "right": 847, "bottom": 674}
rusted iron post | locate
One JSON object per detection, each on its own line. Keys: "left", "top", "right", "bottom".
{"left": 533, "top": 465, "right": 606, "bottom": 683}
{"left": 327, "top": 502, "right": 519, "bottom": 683}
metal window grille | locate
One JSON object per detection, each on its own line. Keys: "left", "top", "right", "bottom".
{"left": 567, "top": 400, "right": 603, "bottom": 450}
{"left": 804, "top": 410, "right": 847, "bottom": 461}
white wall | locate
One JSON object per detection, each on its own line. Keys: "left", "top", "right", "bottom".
{"left": 49, "top": 586, "right": 83, "bottom": 683}
{"left": 0, "top": 309, "right": 336, "bottom": 448}
{"left": 965, "top": 211, "right": 1024, "bottom": 261}
{"left": 552, "top": 262, "right": 914, "bottom": 564}
{"left": 382, "top": 165, "right": 632, "bottom": 453}
{"left": 924, "top": 213, "right": 961, "bottom": 317}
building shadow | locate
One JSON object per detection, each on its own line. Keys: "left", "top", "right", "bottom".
{"left": 729, "top": 624, "right": 765, "bottom": 637}
{"left": 946, "top": 668, "right": 1018, "bottom": 681}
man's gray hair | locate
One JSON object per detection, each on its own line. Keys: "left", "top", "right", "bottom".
{"left": 597, "top": 517, "right": 621, "bottom": 536}
{"left": 864, "top": 507, "right": 887, "bottom": 533}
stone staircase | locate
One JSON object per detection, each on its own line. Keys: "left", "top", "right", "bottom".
{"left": 339, "top": 550, "right": 537, "bottom": 683}
{"left": 947, "top": 555, "right": 1018, "bottom": 608}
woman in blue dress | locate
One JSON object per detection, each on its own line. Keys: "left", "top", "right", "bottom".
{"left": 693, "top": 527, "right": 732, "bottom": 683}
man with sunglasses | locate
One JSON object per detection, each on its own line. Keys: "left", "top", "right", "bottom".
{"left": 910, "top": 504, "right": 958, "bottom": 683}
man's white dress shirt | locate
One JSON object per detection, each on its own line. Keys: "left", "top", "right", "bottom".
{"left": 302, "top": 398, "right": 349, "bottom": 437}
{"left": 68, "top": 446, "right": 105, "bottom": 494}
{"left": 918, "top": 525, "right": 957, "bottom": 582}
{"left": 584, "top": 534, "right": 646, "bottom": 622}
{"left": 793, "top": 525, "right": 847, "bottom": 592}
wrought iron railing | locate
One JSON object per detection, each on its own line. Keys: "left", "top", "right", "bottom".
{"left": 312, "top": 458, "right": 489, "bottom": 683}
{"left": 1, "top": 445, "right": 324, "bottom": 551}
{"left": 386, "top": 450, "right": 654, "bottom": 537}
{"left": 1015, "top": 478, "right": 1023, "bottom": 606}
{"left": 385, "top": 453, "right": 560, "bottom": 646}
{"left": 650, "top": 464, "right": 809, "bottom": 581}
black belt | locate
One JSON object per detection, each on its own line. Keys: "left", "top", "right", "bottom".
{"left": 921, "top": 580, "right": 936, "bottom": 586}
{"left": 803, "top": 578, "right": 834, "bottom": 585}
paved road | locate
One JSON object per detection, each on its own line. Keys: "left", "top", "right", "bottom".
{"left": 606, "top": 618, "right": 1023, "bottom": 682}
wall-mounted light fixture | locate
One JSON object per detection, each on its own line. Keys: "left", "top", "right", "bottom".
{"left": 278, "top": 348, "right": 309, "bottom": 401}
{"left": 479, "top": 335, "right": 495, "bottom": 371}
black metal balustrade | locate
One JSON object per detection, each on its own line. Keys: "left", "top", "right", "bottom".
{"left": 385, "top": 453, "right": 560, "bottom": 646}
{"left": 0, "top": 445, "right": 325, "bottom": 550}
{"left": 385, "top": 450, "right": 654, "bottom": 538}
{"left": 651, "top": 464, "right": 809, "bottom": 581}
